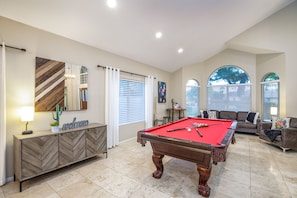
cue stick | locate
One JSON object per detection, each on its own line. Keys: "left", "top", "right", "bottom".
{"left": 166, "top": 122, "right": 223, "bottom": 132}
{"left": 194, "top": 127, "right": 203, "bottom": 137}
{"left": 207, "top": 123, "right": 223, "bottom": 126}
{"left": 166, "top": 127, "right": 187, "bottom": 132}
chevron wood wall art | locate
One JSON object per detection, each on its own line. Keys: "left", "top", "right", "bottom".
{"left": 35, "top": 57, "right": 65, "bottom": 112}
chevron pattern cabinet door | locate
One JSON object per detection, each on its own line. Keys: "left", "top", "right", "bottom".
{"left": 21, "top": 135, "right": 59, "bottom": 178}
{"left": 59, "top": 130, "right": 86, "bottom": 165}
{"left": 86, "top": 126, "right": 107, "bottom": 157}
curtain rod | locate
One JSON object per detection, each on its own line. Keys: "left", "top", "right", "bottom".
{"left": 0, "top": 44, "right": 26, "bottom": 52}
{"left": 97, "top": 65, "right": 156, "bottom": 79}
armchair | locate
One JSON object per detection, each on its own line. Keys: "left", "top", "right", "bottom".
{"left": 259, "top": 117, "right": 297, "bottom": 152}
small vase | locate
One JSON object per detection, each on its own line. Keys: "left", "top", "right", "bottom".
{"left": 51, "top": 126, "right": 59, "bottom": 133}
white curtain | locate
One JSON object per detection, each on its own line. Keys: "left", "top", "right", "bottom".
{"left": 145, "top": 76, "right": 154, "bottom": 128}
{"left": 0, "top": 42, "right": 7, "bottom": 186}
{"left": 105, "top": 67, "right": 120, "bottom": 148}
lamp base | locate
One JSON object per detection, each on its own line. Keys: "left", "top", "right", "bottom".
{"left": 22, "top": 130, "right": 33, "bottom": 135}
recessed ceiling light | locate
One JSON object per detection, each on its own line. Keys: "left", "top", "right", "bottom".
{"left": 155, "top": 32, "right": 162, "bottom": 39}
{"left": 107, "top": 0, "right": 117, "bottom": 8}
{"left": 178, "top": 48, "right": 184, "bottom": 53}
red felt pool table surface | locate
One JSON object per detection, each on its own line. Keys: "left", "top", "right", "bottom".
{"left": 142, "top": 117, "right": 234, "bottom": 146}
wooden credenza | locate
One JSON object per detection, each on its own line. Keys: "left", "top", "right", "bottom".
{"left": 13, "top": 123, "right": 107, "bottom": 192}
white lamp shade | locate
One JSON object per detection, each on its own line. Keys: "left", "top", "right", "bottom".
{"left": 21, "top": 106, "right": 34, "bottom": 122}
{"left": 270, "top": 107, "right": 278, "bottom": 116}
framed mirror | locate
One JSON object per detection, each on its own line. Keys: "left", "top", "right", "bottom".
{"left": 35, "top": 57, "right": 88, "bottom": 112}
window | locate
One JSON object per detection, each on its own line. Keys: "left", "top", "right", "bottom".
{"left": 186, "top": 79, "right": 200, "bottom": 117}
{"left": 119, "top": 77, "right": 145, "bottom": 125}
{"left": 207, "top": 66, "right": 251, "bottom": 111}
{"left": 261, "top": 73, "right": 280, "bottom": 121}
{"left": 80, "top": 66, "right": 88, "bottom": 84}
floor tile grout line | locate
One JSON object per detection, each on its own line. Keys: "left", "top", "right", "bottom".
{"left": 249, "top": 137, "right": 252, "bottom": 198}
{"left": 271, "top": 150, "right": 293, "bottom": 198}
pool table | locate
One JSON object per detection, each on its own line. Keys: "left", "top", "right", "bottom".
{"left": 137, "top": 117, "right": 237, "bottom": 197}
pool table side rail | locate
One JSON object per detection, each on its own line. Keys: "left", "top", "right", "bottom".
{"left": 219, "top": 120, "right": 237, "bottom": 145}
{"left": 137, "top": 120, "right": 237, "bottom": 165}
{"left": 138, "top": 131, "right": 212, "bottom": 150}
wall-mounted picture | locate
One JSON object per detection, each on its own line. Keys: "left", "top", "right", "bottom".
{"left": 158, "top": 81, "right": 166, "bottom": 103}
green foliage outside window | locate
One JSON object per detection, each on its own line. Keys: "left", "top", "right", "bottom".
{"left": 208, "top": 66, "right": 250, "bottom": 85}
{"left": 207, "top": 65, "right": 251, "bottom": 111}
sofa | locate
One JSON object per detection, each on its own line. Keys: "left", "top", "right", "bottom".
{"left": 200, "top": 110, "right": 261, "bottom": 134}
{"left": 259, "top": 117, "right": 297, "bottom": 152}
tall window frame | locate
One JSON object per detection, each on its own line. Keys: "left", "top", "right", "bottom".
{"left": 261, "top": 72, "right": 280, "bottom": 121}
{"left": 207, "top": 66, "right": 251, "bottom": 111}
{"left": 186, "top": 79, "right": 200, "bottom": 117}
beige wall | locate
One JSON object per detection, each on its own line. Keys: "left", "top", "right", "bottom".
{"left": 256, "top": 53, "right": 286, "bottom": 117}
{"left": 0, "top": 16, "right": 171, "bottom": 179}
{"left": 175, "top": 1, "right": 297, "bottom": 118}
{"left": 227, "top": 1, "right": 297, "bottom": 117}
{"left": 170, "top": 68, "right": 183, "bottom": 106}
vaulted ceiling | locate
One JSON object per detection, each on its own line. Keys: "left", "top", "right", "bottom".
{"left": 0, "top": 0, "right": 295, "bottom": 72}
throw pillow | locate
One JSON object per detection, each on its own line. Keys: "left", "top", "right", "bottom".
{"left": 283, "top": 117, "right": 290, "bottom": 128}
{"left": 207, "top": 110, "right": 217, "bottom": 119}
{"left": 271, "top": 117, "right": 277, "bottom": 129}
{"left": 271, "top": 117, "right": 290, "bottom": 129}
{"left": 200, "top": 110, "right": 208, "bottom": 118}
{"left": 246, "top": 112, "right": 259, "bottom": 124}
{"left": 253, "top": 112, "right": 259, "bottom": 124}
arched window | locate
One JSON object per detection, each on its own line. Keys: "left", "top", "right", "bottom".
{"left": 261, "top": 72, "right": 280, "bottom": 121}
{"left": 186, "top": 79, "right": 200, "bottom": 117}
{"left": 207, "top": 66, "right": 251, "bottom": 111}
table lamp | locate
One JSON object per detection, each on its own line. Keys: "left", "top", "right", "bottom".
{"left": 21, "top": 106, "right": 34, "bottom": 135}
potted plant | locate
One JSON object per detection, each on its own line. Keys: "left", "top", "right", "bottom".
{"left": 50, "top": 121, "right": 59, "bottom": 132}
{"left": 51, "top": 104, "right": 63, "bottom": 132}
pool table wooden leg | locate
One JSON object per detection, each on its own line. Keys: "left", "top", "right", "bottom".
{"left": 231, "top": 133, "right": 236, "bottom": 144}
{"left": 197, "top": 165, "right": 211, "bottom": 197}
{"left": 152, "top": 152, "right": 164, "bottom": 178}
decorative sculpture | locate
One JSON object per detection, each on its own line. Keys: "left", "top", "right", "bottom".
{"left": 52, "top": 104, "right": 63, "bottom": 125}
{"left": 62, "top": 117, "right": 89, "bottom": 131}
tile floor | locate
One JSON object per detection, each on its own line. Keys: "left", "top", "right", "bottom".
{"left": 0, "top": 133, "right": 297, "bottom": 198}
